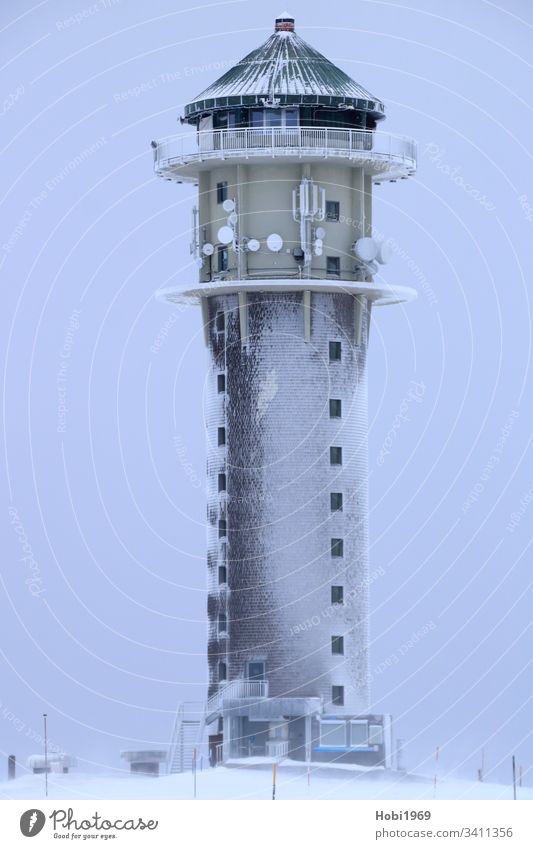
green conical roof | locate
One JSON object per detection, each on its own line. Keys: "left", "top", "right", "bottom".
{"left": 184, "top": 16, "right": 385, "bottom": 121}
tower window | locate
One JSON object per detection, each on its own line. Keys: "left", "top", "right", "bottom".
{"left": 329, "top": 341, "right": 341, "bottom": 361}
{"left": 217, "top": 246, "right": 229, "bottom": 272}
{"left": 216, "top": 181, "right": 228, "bottom": 204}
{"left": 329, "top": 399, "right": 342, "bottom": 418}
{"left": 217, "top": 427, "right": 226, "bottom": 446}
{"left": 218, "top": 518, "right": 227, "bottom": 538}
{"left": 330, "top": 492, "right": 343, "bottom": 512}
{"left": 326, "top": 200, "right": 340, "bottom": 222}
{"left": 330, "top": 446, "right": 342, "bottom": 465}
{"left": 218, "top": 473, "right": 226, "bottom": 492}
{"left": 332, "top": 685, "right": 344, "bottom": 706}
{"left": 217, "top": 373, "right": 226, "bottom": 393}
{"left": 327, "top": 256, "right": 340, "bottom": 276}
{"left": 331, "top": 585, "right": 344, "bottom": 605}
{"left": 215, "top": 312, "right": 225, "bottom": 332}
{"left": 219, "top": 661, "right": 227, "bottom": 681}
{"left": 218, "top": 612, "right": 227, "bottom": 633}
{"left": 331, "top": 538, "right": 344, "bottom": 557}
{"left": 218, "top": 565, "right": 227, "bottom": 584}
{"left": 331, "top": 635, "right": 344, "bottom": 655}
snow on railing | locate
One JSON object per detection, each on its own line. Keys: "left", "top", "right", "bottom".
{"left": 207, "top": 679, "right": 269, "bottom": 717}
{"left": 266, "top": 740, "right": 289, "bottom": 758}
{"left": 153, "top": 127, "right": 417, "bottom": 172}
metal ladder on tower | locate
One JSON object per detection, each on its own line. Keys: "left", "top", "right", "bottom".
{"left": 167, "top": 701, "right": 206, "bottom": 774}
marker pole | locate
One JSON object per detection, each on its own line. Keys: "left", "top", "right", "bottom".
{"left": 43, "top": 714, "right": 48, "bottom": 799}
{"left": 432, "top": 746, "right": 439, "bottom": 799}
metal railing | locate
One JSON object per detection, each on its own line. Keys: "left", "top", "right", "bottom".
{"left": 207, "top": 678, "right": 268, "bottom": 718}
{"left": 266, "top": 740, "right": 289, "bottom": 758}
{"left": 154, "top": 127, "right": 416, "bottom": 172}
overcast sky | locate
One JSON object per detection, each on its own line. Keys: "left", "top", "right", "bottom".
{"left": 1, "top": 0, "right": 532, "bottom": 788}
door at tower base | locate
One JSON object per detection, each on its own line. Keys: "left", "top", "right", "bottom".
{"left": 219, "top": 709, "right": 393, "bottom": 768}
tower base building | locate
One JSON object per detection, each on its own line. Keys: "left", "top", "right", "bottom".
{"left": 154, "top": 14, "right": 417, "bottom": 770}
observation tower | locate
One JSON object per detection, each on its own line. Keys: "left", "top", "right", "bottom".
{"left": 154, "top": 13, "right": 417, "bottom": 769}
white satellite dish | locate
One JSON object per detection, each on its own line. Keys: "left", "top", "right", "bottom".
{"left": 202, "top": 242, "right": 215, "bottom": 256}
{"left": 217, "top": 226, "right": 234, "bottom": 245}
{"left": 246, "top": 238, "right": 260, "bottom": 252}
{"left": 267, "top": 233, "right": 283, "bottom": 252}
{"left": 314, "top": 238, "right": 323, "bottom": 250}
{"left": 315, "top": 227, "right": 326, "bottom": 239}
{"left": 315, "top": 246, "right": 323, "bottom": 257}
{"left": 222, "top": 199, "right": 235, "bottom": 213}
{"left": 376, "top": 241, "right": 393, "bottom": 264}
{"left": 228, "top": 212, "right": 238, "bottom": 226}
{"left": 353, "top": 237, "right": 378, "bottom": 262}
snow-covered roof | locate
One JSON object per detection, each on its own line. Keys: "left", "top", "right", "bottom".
{"left": 184, "top": 17, "right": 385, "bottom": 121}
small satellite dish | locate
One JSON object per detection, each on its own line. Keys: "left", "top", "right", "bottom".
{"left": 315, "top": 246, "right": 323, "bottom": 257}
{"left": 315, "top": 227, "right": 326, "bottom": 239}
{"left": 228, "top": 212, "right": 238, "bottom": 226}
{"left": 246, "top": 238, "right": 260, "bottom": 252}
{"left": 217, "top": 226, "right": 234, "bottom": 245}
{"left": 353, "top": 237, "right": 378, "bottom": 262}
{"left": 202, "top": 242, "right": 215, "bottom": 256}
{"left": 314, "top": 238, "right": 323, "bottom": 250}
{"left": 267, "top": 233, "right": 283, "bottom": 252}
{"left": 376, "top": 241, "right": 393, "bottom": 264}
{"left": 222, "top": 199, "right": 235, "bottom": 213}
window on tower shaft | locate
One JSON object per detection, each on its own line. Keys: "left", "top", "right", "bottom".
{"left": 218, "top": 427, "right": 226, "bottom": 446}
{"left": 218, "top": 473, "right": 226, "bottom": 492}
{"left": 329, "top": 341, "right": 341, "bottom": 361}
{"left": 217, "top": 181, "right": 228, "bottom": 204}
{"left": 218, "top": 612, "right": 227, "bottom": 633}
{"left": 332, "top": 635, "right": 344, "bottom": 655}
{"left": 218, "top": 518, "right": 227, "bottom": 538}
{"left": 215, "top": 312, "right": 225, "bottom": 332}
{"left": 217, "top": 373, "right": 226, "bottom": 393}
{"left": 330, "top": 492, "right": 343, "bottom": 512}
{"left": 331, "top": 586, "right": 344, "bottom": 605}
{"left": 331, "top": 538, "right": 344, "bottom": 557}
{"left": 330, "top": 399, "right": 342, "bottom": 418}
{"left": 330, "top": 446, "right": 342, "bottom": 465}
{"left": 219, "top": 662, "right": 227, "bottom": 681}
{"left": 218, "top": 565, "right": 227, "bottom": 584}
{"left": 332, "top": 686, "right": 344, "bottom": 706}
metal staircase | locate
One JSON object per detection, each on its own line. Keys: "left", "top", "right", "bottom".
{"left": 167, "top": 702, "right": 205, "bottom": 774}
{"left": 168, "top": 682, "right": 269, "bottom": 772}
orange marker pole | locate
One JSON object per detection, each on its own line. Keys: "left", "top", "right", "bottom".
{"left": 193, "top": 748, "right": 197, "bottom": 799}
{"left": 272, "top": 762, "right": 277, "bottom": 800}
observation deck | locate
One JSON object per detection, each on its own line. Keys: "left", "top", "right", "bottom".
{"left": 153, "top": 127, "right": 417, "bottom": 184}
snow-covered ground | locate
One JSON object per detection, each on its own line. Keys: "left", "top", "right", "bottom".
{"left": 0, "top": 763, "right": 529, "bottom": 801}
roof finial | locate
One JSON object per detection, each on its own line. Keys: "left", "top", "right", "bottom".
{"left": 275, "top": 12, "right": 295, "bottom": 32}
